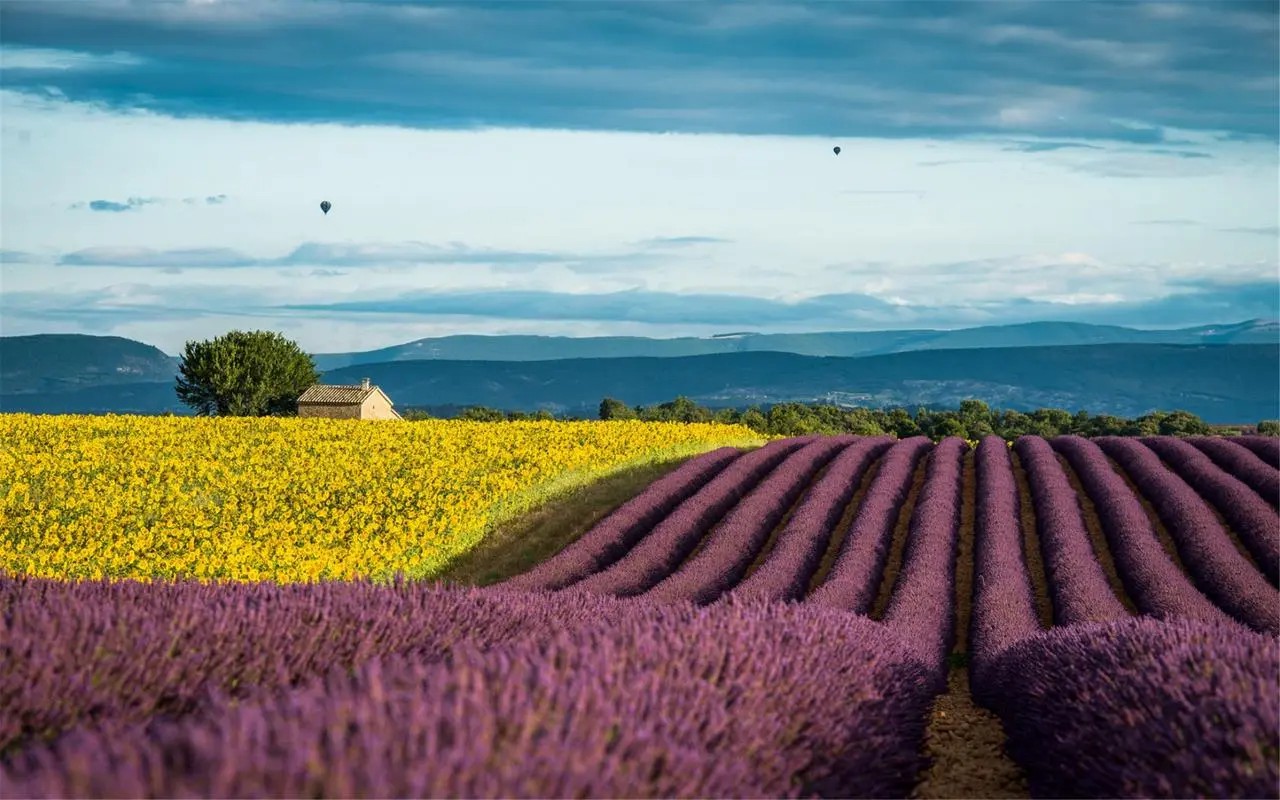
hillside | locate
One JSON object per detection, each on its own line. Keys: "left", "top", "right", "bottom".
{"left": 310, "top": 319, "right": 1280, "bottom": 368}
{"left": 6, "top": 343, "right": 1274, "bottom": 423}
{"left": 322, "top": 344, "right": 1277, "bottom": 422}
{"left": 0, "top": 334, "right": 178, "bottom": 393}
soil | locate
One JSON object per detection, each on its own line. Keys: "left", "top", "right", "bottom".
{"left": 913, "top": 449, "right": 1030, "bottom": 800}
{"left": 871, "top": 453, "right": 931, "bottom": 619}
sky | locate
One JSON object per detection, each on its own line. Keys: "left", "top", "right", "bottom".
{"left": 1, "top": 0, "right": 1277, "bottom": 355}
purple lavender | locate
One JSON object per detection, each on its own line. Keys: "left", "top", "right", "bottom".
{"left": 1095, "top": 436, "right": 1279, "bottom": 635}
{"left": 642, "top": 437, "right": 853, "bottom": 605}
{"left": 1051, "top": 436, "right": 1236, "bottom": 627}
{"left": 500, "top": 446, "right": 744, "bottom": 591}
{"left": 1014, "top": 435, "right": 1130, "bottom": 625}
{"left": 1231, "top": 435, "right": 1280, "bottom": 469}
{"left": 976, "top": 617, "right": 1279, "bottom": 799}
{"left": 879, "top": 436, "right": 968, "bottom": 675}
{"left": 968, "top": 435, "right": 1042, "bottom": 688}
{"left": 806, "top": 437, "right": 934, "bottom": 611}
{"left": 565, "top": 436, "right": 814, "bottom": 597}
{"left": 733, "top": 437, "right": 893, "bottom": 603}
{"left": 1140, "top": 436, "right": 1279, "bottom": 585}
{"left": 1189, "top": 436, "right": 1280, "bottom": 508}
{"left": 1, "top": 596, "right": 937, "bottom": 800}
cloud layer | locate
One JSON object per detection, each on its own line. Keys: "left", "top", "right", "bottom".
{"left": 0, "top": 1, "right": 1276, "bottom": 354}
{"left": 1, "top": 0, "right": 1276, "bottom": 142}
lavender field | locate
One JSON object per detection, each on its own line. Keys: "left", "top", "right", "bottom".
{"left": 3, "top": 434, "right": 1279, "bottom": 798}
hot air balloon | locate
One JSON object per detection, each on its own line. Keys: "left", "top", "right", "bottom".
{"left": 320, "top": 200, "right": 332, "bottom": 215}
{"left": 833, "top": 146, "right": 841, "bottom": 156}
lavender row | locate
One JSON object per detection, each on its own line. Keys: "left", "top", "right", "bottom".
{"left": 968, "top": 436, "right": 1041, "bottom": 689}
{"left": 1, "top": 596, "right": 938, "bottom": 799}
{"left": 880, "top": 436, "right": 967, "bottom": 675}
{"left": 976, "top": 617, "right": 1278, "bottom": 798}
{"left": 805, "top": 436, "right": 934, "bottom": 612}
{"left": 1094, "top": 436, "right": 1279, "bottom": 635}
{"left": 0, "top": 576, "right": 656, "bottom": 752}
{"left": 1013, "top": 436, "right": 1129, "bottom": 626}
{"left": 1189, "top": 436, "right": 1280, "bottom": 508}
{"left": 1230, "top": 434, "right": 1280, "bottom": 468}
{"left": 642, "top": 437, "right": 853, "bottom": 605}
{"left": 502, "top": 446, "right": 744, "bottom": 591}
{"left": 733, "top": 437, "right": 893, "bottom": 603}
{"left": 1141, "top": 436, "right": 1280, "bottom": 585}
{"left": 566, "top": 436, "right": 814, "bottom": 597}
{"left": 1050, "top": 436, "right": 1234, "bottom": 626}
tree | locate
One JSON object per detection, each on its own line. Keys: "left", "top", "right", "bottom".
{"left": 175, "top": 330, "right": 319, "bottom": 417}
{"left": 740, "top": 406, "right": 768, "bottom": 433}
{"left": 459, "top": 406, "right": 506, "bottom": 422}
{"left": 599, "top": 397, "right": 637, "bottom": 420}
{"left": 1257, "top": 420, "right": 1280, "bottom": 436}
{"left": 1157, "top": 410, "right": 1210, "bottom": 436}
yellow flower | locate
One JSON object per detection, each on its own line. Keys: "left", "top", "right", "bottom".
{"left": 0, "top": 414, "right": 762, "bottom": 583}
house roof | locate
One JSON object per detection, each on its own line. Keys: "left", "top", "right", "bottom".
{"left": 297, "top": 384, "right": 381, "bottom": 405}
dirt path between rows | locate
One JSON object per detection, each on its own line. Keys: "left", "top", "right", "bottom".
{"left": 913, "top": 449, "right": 1029, "bottom": 800}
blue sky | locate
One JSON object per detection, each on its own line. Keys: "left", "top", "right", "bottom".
{"left": 1, "top": 0, "right": 1277, "bottom": 354}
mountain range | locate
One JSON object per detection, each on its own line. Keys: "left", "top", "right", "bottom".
{"left": 1, "top": 320, "right": 1277, "bottom": 423}
{"left": 308, "top": 319, "right": 1280, "bottom": 369}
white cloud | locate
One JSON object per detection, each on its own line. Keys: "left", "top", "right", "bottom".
{"left": 0, "top": 46, "right": 146, "bottom": 71}
{"left": 1, "top": 89, "right": 1276, "bottom": 351}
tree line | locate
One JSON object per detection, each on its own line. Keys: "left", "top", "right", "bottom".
{"left": 408, "top": 396, "right": 1279, "bottom": 441}
{"left": 172, "top": 330, "right": 1278, "bottom": 439}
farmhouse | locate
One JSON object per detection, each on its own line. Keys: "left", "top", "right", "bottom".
{"left": 296, "top": 378, "right": 402, "bottom": 420}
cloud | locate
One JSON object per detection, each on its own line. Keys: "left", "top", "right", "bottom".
{"left": 1219, "top": 225, "right": 1280, "bottom": 236}
{"left": 281, "top": 288, "right": 902, "bottom": 326}
{"left": 58, "top": 247, "right": 259, "bottom": 267}
{"left": 1002, "top": 140, "right": 1105, "bottom": 153}
{"left": 0, "top": 45, "right": 144, "bottom": 71}
{"left": 51, "top": 237, "right": 702, "bottom": 271}
{"left": 841, "top": 189, "right": 925, "bottom": 199}
{"left": 71, "top": 194, "right": 231, "bottom": 212}
{"left": 636, "top": 236, "right": 730, "bottom": 248}
{"left": 1133, "top": 219, "right": 1201, "bottom": 226}
{"left": 68, "top": 196, "right": 160, "bottom": 212}
{"left": 272, "top": 277, "right": 1280, "bottom": 330}
{"left": 0, "top": 0, "right": 1274, "bottom": 142}
{"left": 0, "top": 249, "right": 39, "bottom": 263}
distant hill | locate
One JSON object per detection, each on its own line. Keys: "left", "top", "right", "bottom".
{"left": 310, "top": 319, "right": 1280, "bottom": 369}
{"left": 5, "top": 343, "right": 1275, "bottom": 424}
{"left": 0, "top": 334, "right": 178, "bottom": 394}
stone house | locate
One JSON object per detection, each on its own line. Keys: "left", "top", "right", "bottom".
{"left": 296, "top": 378, "right": 402, "bottom": 420}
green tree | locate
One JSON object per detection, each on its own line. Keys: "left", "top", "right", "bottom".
{"left": 883, "top": 407, "right": 920, "bottom": 439}
{"left": 175, "top": 330, "right": 319, "bottom": 417}
{"left": 995, "top": 410, "right": 1035, "bottom": 439}
{"left": 957, "top": 399, "right": 995, "bottom": 438}
{"left": 1157, "top": 410, "right": 1210, "bottom": 436}
{"left": 934, "top": 417, "right": 968, "bottom": 438}
{"left": 1030, "top": 408, "right": 1073, "bottom": 436}
{"left": 740, "top": 406, "right": 768, "bottom": 433}
{"left": 598, "top": 397, "right": 637, "bottom": 420}
{"left": 713, "top": 407, "right": 741, "bottom": 424}
{"left": 842, "top": 407, "right": 887, "bottom": 436}
{"left": 459, "top": 406, "right": 507, "bottom": 422}
{"left": 1256, "top": 420, "right": 1280, "bottom": 436}
{"left": 767, "top": 403, "right": 816, "bottom": 437}
{"left": 658, "top": 396, "right": 711, "bottom": 423}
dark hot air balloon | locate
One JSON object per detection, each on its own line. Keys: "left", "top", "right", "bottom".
{"left": 320, "top": 200, "right": 332, "bottom": 215}
{"left": 833, "top": 146, "right": 841, "bottom": 156}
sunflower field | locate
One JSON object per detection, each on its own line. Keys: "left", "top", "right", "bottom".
{"left": 0, "top": 414, "right": 762, "bottom": 583}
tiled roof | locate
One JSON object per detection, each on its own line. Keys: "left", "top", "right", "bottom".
{"left": 297, "top": 384, "right": 378, "bottom": 405}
